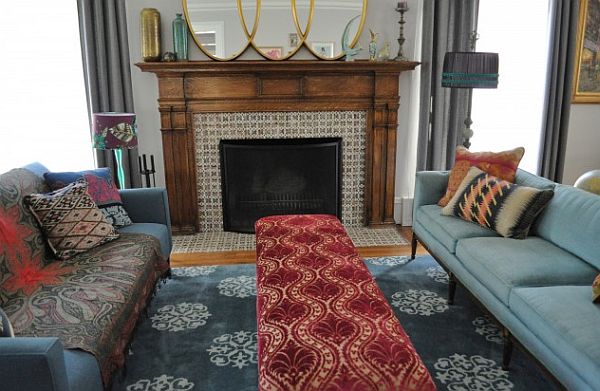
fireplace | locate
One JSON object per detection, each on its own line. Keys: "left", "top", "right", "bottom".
{"left": 220, "top": 138, "right": 342, "bottom": 233}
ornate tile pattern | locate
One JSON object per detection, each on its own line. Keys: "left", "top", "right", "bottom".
{"left": 194, "top": 111, "right": 367, "bottom": 231}
{"left": 172, "top": 226, "right": 408, "bottom": 254}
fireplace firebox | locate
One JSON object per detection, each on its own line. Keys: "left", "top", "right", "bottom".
{"left": 220, "top": 138, "right": 342, "bottom": 233}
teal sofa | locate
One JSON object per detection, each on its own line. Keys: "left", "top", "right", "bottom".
{"left": 0, "top": 163, "right": 172, "bottom": 390}
{"left": 411, "top": 169, "right": 600, "bottom": 391}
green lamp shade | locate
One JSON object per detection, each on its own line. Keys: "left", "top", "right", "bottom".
{"left": 442, "top": 52, "right": 499, "bottom": 89}
{"left": 574, "top": 170, "right": 600, "bottom": 195}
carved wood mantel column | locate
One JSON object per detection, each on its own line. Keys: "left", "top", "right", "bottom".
{"left": 137, "top": 60, "right": 419, "bottom": 234}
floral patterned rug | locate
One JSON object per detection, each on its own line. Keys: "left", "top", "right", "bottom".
{"left": 111, "top": 256, "right": 556, "bottom": 391}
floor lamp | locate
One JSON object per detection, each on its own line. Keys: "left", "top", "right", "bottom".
{"left": 442, "top": 48, "right": 499, "bottom": 148}
{"left": 92, "top": 112, "right": 138, "bottom": 189}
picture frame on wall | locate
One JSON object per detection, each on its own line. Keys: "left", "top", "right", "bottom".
{"left": 259, "top": 47, "right": 283, "bottom": 60}
{"left": 573, "top": 0, "right": 600, "bottom": 103}
{"left": 311, "top": 42, "right": 335, "bottom": 58}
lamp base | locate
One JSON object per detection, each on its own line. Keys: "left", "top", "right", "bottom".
{"left": 113, "top": 149, "right": 126, "bottom": 189}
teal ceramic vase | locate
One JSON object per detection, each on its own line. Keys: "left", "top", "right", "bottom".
{"left": 172, "top": 13, "right": 188, "bottom": 61}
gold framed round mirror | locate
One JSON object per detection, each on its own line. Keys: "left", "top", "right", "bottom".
{"left": 304, "top": 0, "right": 367, "bottom": 60}
{"left": 183, "top": 0, "right": 259, "bottom": 61}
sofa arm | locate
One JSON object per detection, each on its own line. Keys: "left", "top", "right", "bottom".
{"left": 0, "top": 337, "right": 69, "bottom": 391}
{"left": 119, "top": 188, "right": 172, "bottom": 229}
{"left": 413, "top": 171, "right": 450, "bottom": 213}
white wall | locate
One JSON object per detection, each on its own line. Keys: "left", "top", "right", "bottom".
{"left": 562, "top": 104, "right": 600, "bottom": 185}
{"left": 126, "top": 0, "right": 421, "bottom": 224}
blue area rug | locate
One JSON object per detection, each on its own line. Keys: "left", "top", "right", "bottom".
{"left": 112, "top": 256, "right": 556, "bottom": 391}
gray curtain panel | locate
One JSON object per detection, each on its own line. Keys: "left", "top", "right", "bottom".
{"left": 417, "top": 0, "right": 479, "bottom": 171}
{"left": 77, "top": 0, "right": 141, "bottom": 188}
{"left": 538, "top": 0, "right": 579, "bottom": 182}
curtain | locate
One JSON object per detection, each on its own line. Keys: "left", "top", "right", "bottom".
{"left": 416, "top": 0, "right": 479, "bottom": 171}
{"left": 77, "top": 0, "right": 140, "bottom": 188}
{"left": 538, "top": 0, "right": 579, "bottom": 182}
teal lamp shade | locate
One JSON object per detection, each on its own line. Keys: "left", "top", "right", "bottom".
{"left": 92, "top": 112, "right": 138, "bottom": 188}
{"left": 442, "top": 52, "right": 499, "bottom": 89}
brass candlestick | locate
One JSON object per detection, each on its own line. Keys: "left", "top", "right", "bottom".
{"left": 394, "top": 2, "right": 409, "bottom": 61}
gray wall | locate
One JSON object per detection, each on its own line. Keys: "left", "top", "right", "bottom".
{"left": 563, "top": 104, "right": 600, "bottom": 185}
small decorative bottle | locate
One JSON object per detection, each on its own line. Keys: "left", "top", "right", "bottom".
{"left": 172, "top": 13, "right": 188, "bottom": 61}
{"left": 369, "top": 29, "right": 378, "bottom": 61}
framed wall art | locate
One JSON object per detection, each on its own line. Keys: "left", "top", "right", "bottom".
{"left": 573, "top": 0, "right": 600, "bottom": 103}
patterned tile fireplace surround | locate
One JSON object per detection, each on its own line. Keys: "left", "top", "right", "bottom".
{"left": 194, "top": 111, "right": 367, "bottom": 231}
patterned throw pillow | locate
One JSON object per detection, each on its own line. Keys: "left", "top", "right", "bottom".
{"left": 44, "top": 168, "right": 132, "bottom": 227}
{"left": 441, "top": 167, "right": 554, "bottom": 239}
{"left": 593, "top": 275, "right": 600, "bottom": 303}
{"left": 438, "top": 146, "right": 525, "bottom": 207}
{"left": 25, "top": 180, "right": 119, "bottom": 260}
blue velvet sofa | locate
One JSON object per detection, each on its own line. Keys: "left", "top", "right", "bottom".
{"left": 411, "top": 168, "right": 600, "bottom": 391}
{"left": 0, "top": 163, "right": 172, "bottom": 391}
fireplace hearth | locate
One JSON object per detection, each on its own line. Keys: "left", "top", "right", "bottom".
{"left": 220, "top": 138, "right": 342, "bottom": 233}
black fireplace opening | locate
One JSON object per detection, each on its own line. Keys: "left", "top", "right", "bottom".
{"left": 220, "top": 138, "right": 342, "bottom": 233}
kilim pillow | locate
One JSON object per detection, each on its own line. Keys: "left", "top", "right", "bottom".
{"left": 593, "top": 275, "right": 600, "bottom": 303}
{"left": 25, "top": 180, "right": 119, "bottom": 260}
{"left": 438, "top": 146, "right": 525, "bottom": 207}
{"left": 441, "top": 167, "right": 554, "bottom": 239}
{"left": 44, "top": 168, "right": 132, "bottom": 227}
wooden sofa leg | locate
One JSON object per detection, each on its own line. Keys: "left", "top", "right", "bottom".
{"left": 448, "top": 273, "right": 457, "bottom": 305}
{"left": 502, "top": 328, "right": 513, "bottom": 370}
{"left": 410, "top": 232, "right": 418, "bottom": 260}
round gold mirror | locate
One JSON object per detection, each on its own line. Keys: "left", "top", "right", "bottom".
{"left": 305, "top": 0, "right": 366, "bottom": 60}
{"left": 183, "top": 0, "right": 259, "bottom": 61}
{"left": 251, "top": 0, "right": 312, "bottom": 60}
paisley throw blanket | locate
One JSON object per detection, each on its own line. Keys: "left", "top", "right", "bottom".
{"left": 256, "top": 215, "right": 436, "bottom": 391}
{"left": 3, "top": 233, "right": 168, "bottom": 386}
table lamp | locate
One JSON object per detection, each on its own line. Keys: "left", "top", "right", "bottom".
{"left": 442, "top": 51, "right": 499, "bottom": 148}
{"left": 92, "top": 112, "right": 138, "bottom": 189}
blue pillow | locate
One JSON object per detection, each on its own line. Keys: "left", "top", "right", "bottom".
{"left": 44, "top": 168, "right": 132, "bottom": 227}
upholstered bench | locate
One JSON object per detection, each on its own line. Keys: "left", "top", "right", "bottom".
{"left": 255, "top": 214, "right": 435, "bottom": 391}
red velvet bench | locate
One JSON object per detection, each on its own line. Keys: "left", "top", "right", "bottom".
{"left": 255, "top": 215, "right": 435, "bottom": 391}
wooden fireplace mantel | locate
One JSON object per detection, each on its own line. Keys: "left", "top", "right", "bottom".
{"left": 136, "top": 60, "right": 419, "bottom": 234}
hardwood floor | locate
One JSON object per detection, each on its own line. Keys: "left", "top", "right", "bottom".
{"left": 171, "top": 226, "right": 429, "bottom": 267}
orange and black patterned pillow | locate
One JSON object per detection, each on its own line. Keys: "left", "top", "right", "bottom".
{"left": 438, "top": 146, "right": 525, "bottom": 207}
{"left": 593, "top": 275, "right": 600, "bottom": 303}
{"left": 25, "top": 180, "right": 119, "bottom": 260}
{"left": 441, "top": 167, "right": 554, "bottom": 239}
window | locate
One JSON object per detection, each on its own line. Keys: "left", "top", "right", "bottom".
{"left": 470, "top": 0, "right": 551, "bottom": 173}
{"left": 0, "top": 3, "right": 94, "bottom": 173}
{"left": 193, "top": 21, "right": 225, "bottom": 58}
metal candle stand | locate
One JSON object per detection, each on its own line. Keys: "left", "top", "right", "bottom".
{"left": 394, "top": 2, "right": 409, "bottom": 61}
{"left": 139, "top": 154, "right": 156, "bottom": 188}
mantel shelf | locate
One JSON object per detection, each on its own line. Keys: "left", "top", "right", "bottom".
{"left": 135, "top": 60, "right": 420, "bottom": 75}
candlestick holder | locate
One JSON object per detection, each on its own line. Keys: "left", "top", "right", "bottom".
{"left": 394, "top": 3, "right": 409, "bottom": 61}
{"left": 139, "top": 154, "right": 157, "bottom": 188}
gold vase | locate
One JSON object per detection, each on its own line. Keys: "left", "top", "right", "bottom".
{"left": 141, "top": 8, "right": 161, "bottom": 62}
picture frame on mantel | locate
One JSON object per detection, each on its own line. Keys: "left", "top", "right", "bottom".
{"left": 573, "top": 0, "right": 600, "bottom": 103}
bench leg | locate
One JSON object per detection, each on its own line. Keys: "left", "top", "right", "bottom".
{"left": 502, "top": 328, "right": 513, "bottom": 370}
{"left": 410, "top": 232, "right": 418, "bottom": 260}
{"left": 448, "top": 273, "right": 457, "bottom": 305}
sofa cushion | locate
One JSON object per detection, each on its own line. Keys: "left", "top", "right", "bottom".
{"left": 455, "top": 237, "right": 598, "bottom": 304}
{"left": 442, "top": 167, "right": 554, "bottom": 239}
{"left": 44, "top": 168, "right": 132, "bottom": 227}
{"left": 510, "top": 286, "right": 600, "bottom": 388}
{"left": 118, "top": 223, "right": 171, "bottom": 258}
{"left": 438, "top": 146, "right": 524, "bottom": 206}
{"left": 535, "top": 184, "right": 600, "bottom": 270}
{"left": 25, "top": 180, "right": 119, "bottom": 260}
{"left": 0, "top": 168, "right": 49, "bottom": 304}
{"left": 416, "top": 204, "right": 498, "bottom": 254}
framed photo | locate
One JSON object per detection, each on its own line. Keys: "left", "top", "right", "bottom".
{"left": 289, "top": 33, "right": 299, "bottom": 48}
{"left": 259, "top": 47, "right": 283, "bottom": 60}
{"left": 573, "top": 0, "right": 600, "bottom": 103}
{"left": 311, "top": 42, "right": 335, "bottom": 58}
